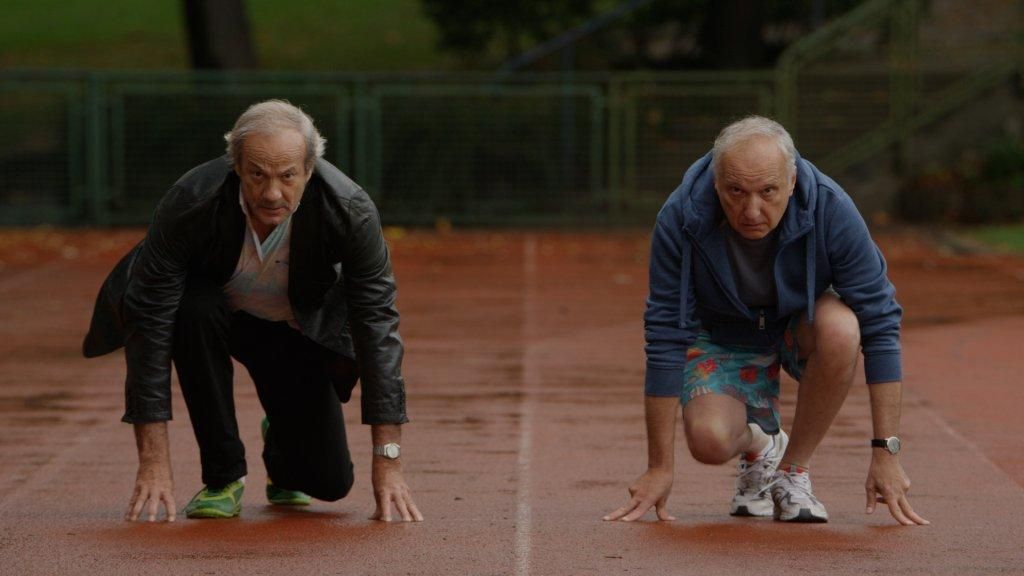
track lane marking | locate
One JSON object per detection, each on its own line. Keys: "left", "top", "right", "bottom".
{"left": 514, "top": 235, "right": 538, "bottom": 576}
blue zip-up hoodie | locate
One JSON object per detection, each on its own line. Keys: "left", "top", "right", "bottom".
{"left": 644, "top": 151, "right": 903, "bottom": 396}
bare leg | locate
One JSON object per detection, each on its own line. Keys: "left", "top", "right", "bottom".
{"left": 683, "top": 394, "right": 763, "bottom": 465}
{"left": 781, "top": 293, "right": 860, "bottom": 468}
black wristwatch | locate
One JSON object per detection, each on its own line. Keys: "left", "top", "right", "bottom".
{"left": 871, "top": 436, "right": 901, "bottom": 455}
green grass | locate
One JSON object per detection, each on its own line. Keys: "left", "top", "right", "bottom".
{"left": 965, "top": 224, "right": 1024, "bottom": 253}
{"left": 0, "top": 0, "right": 451, "bottom": 71}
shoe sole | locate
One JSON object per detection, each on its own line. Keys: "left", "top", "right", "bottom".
{"left": 185, "top": 508, "right": 240, "bottom": 519}
{"left": 774, "top": 508, "right": 828, "bottom": 523}
{"left": 269, "top": 497, "right": 312, "bottom": 506}
{"left": 730, "top": 503, "right": 773, "bottom": 517}
{"left": 733, "top": 502, "right": 770, "bottom": 516}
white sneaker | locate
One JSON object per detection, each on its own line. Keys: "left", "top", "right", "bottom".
{"left": 730, "top": 429, "right": 789, "bottom": 517}
{"left": 768, "top": 467, "right": 829, "bottom": 523}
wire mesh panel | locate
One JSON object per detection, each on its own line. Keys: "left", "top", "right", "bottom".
{"left": 793, "top": 70, "right": 891, "bottom": 164}
{"left": 103, "top": 79, "right": 351, "bottom": 224}
{"left": 367, "top": 82, "right": 605, "bottom": 225}
{"left": 617, "top": 76, "right": 774, "bottom": 216}
{"left": 0, "top": 81, "right": 84, "bottom": 224}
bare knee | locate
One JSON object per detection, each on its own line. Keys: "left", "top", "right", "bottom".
{"left": 802, "top": 296, "right": 860, "bottom": 358}
{"left": 815, "top": 303, "right": 860, "bottom": 356}
{"left": 686, "top": 420, "right": 741, "bottom": 465}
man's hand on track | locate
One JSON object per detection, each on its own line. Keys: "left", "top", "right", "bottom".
{"left": 603, "top": 468, "right": 676, "bottom": 522}
{"left": 371, "top": 458, "right": 423, "bottom": 522}
{"left": 865, "top": 455, "right": 929, "bottom": 526}
{"left": 126, "top": 459, "right": 176, "bottom": 522}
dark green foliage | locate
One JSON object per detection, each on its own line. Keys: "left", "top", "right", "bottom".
{"left": 898, "top": 136, "right": 1024, "bottom": 224}
{"left": 421, "top": 0, "right": 598, "bottom": 62}
{"left": 420, "top": 0, "right": 866, "bottom": 70}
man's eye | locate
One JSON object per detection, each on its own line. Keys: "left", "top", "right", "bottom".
{"left": 282, "top": 173, "right": 293, "bottom": 180}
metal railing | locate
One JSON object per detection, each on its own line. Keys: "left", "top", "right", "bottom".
{"left": 1, "top": 70, "right": 780, "bottom": 226}
{"left": 1, "top": 0, "right": 1020, "bottom": 226}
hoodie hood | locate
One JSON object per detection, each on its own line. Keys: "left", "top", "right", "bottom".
{"left": 675, "top": 150, "right": 818, "bottom": 240}
{"left": 670, "top": 149, "right": 820, "bottom": 326}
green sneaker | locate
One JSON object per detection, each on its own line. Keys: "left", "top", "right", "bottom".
{"left": 183, "top": 480, "right": 244, "bottom": 519}
{"left": 261, "top": 416, "right": 312, "bottom": 506}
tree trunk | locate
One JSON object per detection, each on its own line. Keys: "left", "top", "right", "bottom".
{"left": 182, "top": 0, "right": 258, "bottom": 69}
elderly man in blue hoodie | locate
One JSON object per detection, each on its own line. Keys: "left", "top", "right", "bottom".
{"left": 604, "top": 116, "right": 927, "bottom": 525}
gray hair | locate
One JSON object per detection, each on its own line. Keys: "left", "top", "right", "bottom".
{"left": 711, "top": 115, "right": 797, "bottom": 178}
{"left": 224, "top": 99, "right": 326, "bottom": 170}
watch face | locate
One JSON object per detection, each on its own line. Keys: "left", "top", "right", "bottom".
{"left": 384, "top": 444, "right": 400, "bottom": 459}
{"left": 886, "top": 437, "right": 901, "bottom": 454}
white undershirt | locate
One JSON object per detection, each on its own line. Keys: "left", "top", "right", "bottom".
{"left": 222, "top": 191, "right": 297, "bottom": 327}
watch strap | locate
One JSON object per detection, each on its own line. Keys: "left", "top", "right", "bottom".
{"left": 373, "top": 443, "right": 401, "bottom": 459}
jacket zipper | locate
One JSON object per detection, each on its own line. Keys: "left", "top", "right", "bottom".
{"left": 686, "top": 222, "right": 813, "bottom": 326}
{"left": 685, "top": 231, "right": 749, "bottom": 316}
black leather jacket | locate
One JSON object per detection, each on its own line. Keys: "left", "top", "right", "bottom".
{"left": 83, "top": 156, "right": 407, "bottom": 426}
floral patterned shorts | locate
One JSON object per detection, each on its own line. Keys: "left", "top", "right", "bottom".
{"left": 682, "top": 315, "right": 805, "bottom": 435}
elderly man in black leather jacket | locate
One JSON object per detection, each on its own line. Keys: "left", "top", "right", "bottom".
{"left": 84, "top": 100, "right": 421, "bottom": 522}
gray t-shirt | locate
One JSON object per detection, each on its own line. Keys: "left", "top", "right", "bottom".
{"left": 724, "top": 224, "right": 779, "bottom": 308}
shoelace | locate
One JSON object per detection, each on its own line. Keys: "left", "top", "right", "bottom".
{"left": 736, "top": 458, "right": 771, "bottom": 492}
{"left": 760, "top": 471, "right": 814, "bottom": 502}
{"left": 738, "top": 435, "right": 784, "bottom": 493}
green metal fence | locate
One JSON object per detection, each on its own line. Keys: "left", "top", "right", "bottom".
{"left": 1, "top": 0, "right": 1020, "bottom": 227}
{"left": 2, "top": 70, "right": 778, "bottom": 226}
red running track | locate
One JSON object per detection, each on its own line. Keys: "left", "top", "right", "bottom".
{"left": 0, "top": 229, "right": 1021, "bottom": 575}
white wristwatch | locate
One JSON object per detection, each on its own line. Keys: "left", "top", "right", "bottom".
{"left": 373, "top": 442, "right": 401, "bottom": 459}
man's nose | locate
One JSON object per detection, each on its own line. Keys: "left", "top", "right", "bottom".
{"left": 262, "top": 182, "right": 283, "bottom": 201}
{"left": 742, "top": 196, "right": 762, "bottom": 219}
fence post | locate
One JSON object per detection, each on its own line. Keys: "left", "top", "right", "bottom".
{"left": 352, "top": 77, "right": 370, "bottom": 193}
{"left": 889, "top": 0, "right": 920, "bottom": 175}
{"left": 607, "top": 76, "right": 623, "bottom": 223}
{"left": 84, "top": 72, "right": 108, "bottom": 226}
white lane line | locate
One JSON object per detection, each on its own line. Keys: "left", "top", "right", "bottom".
{"left": 514, "top": 235, "right": 538, "bottom": 576}
{"left": 916, "top": 395, "right": 1023, "bottom": 491}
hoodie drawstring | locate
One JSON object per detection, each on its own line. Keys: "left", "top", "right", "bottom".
{"left": 805, "top": 228, "right": 815, "bottom": 325}
{"left": 678, "top": 239, "right": 692, "bottom": 329}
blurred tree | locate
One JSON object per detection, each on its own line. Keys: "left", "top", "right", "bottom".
{"left": 182, "top": 0, "right": 258, "bottom": 69}
{"left": 421, "top": 0, "right": 864, "bottom": 70}
{"left": 421, "top": 0, "right": 598, "bottom": 64}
